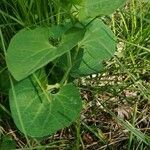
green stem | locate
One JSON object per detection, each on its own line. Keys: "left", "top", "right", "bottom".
{"left": 0, "top": 28, "right": 6, "bottom": 56}
{"left": 0, "top": 103, "right": 11, "bottom": 116}
{"left": 75, "top": 118, "right": 81, "bottom": 150}
{"left": 128, "top": 102, "right": 138, "bottom": 150}
{"left": 56, "top": 0, "right": 61, "bottom": 25}
{"left": 60, "top": 52, "right": 72, "bottom": 85}
{"left": 33, "top": 73, "right": 51, "bottom": 103}
{"left": 60, "top": 67, "right": 72, "bottom": 85}
{"left": 46, "top": 83, "right": 60, "bottom": 91}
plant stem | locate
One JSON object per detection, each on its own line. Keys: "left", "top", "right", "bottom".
{"left": 75, "top": 118, "right": 81, "bottom": 150}
{"left": 60, "top": 51, "right": 72, "bottom": 85}
{"left": 0, "top": 28, "right": 7, "bottom": 56}
{"left": 33, "top": 73, "right": 51, "bottom": 103}
{"left": 56, "top": 0, "right": 61, "bottom": 25}
{"left": 128, "top": 102, "right": 138, "bottom": 150}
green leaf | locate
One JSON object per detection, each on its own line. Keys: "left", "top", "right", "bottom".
{"left": 6, "top": 26, "right": 85, "bottom": 81}
{"left": 78, "top": 0, "right": 126, "bottom": 20}
{"left": 9, "top": 76, "right": 82, "bottom": 137}
{"left": 73, "top": 0, "right": 83, "bottom": 4}
{"left": 61, "top": 0, "right": 82, "bottom": 5}
{"left": 68, "top": 0, "right": 83, "bottom": 5}
{"left": 72, "top": 19, "right": 116, "bottom": 76}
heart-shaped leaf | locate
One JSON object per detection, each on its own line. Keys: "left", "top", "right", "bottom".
{"left": 6, "top": 26, "right": 85, "bottom": 81}
{"left": 78, "top": 0, "right": 126, "bottom": 20}
{"left": 72, "top": 19, "right": 116, "bottom": 76}
{"left": 9, "top": 76, "right": 82, "bottom": 137}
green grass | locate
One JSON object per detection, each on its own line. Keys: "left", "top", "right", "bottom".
{"left": 0, "top": 0, "right": 150, "bottom": 149}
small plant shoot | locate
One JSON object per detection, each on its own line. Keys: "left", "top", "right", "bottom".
{"left": 6, "top": 0, "right": 126, "bottom": 137}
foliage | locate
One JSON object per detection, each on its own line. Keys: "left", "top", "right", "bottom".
{"left": 1, "top": 0, "right": 126, "bottom": 138}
